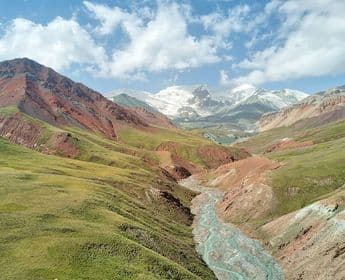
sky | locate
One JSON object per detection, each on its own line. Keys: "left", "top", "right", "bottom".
{"left": 0, "top": 0, "right": 344, "bottom": 94}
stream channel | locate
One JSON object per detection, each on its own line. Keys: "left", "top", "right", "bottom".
{"left": 180, "top": 177, "right": 284, "bottom": 280}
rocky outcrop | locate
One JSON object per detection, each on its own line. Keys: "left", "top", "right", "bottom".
{"left": 197, "top": 144, "right": 249, "bottom": 169}
{"left": 164, "top": 165, "right": 192, "bottom": 180}
{"left": 156, "top": 141, "right": 250, "bottom": 177}
{"left": 199, "top": 156, "right": 280, "bottom": 225}
{"left": 258, "top": 86, "right": 345, "bottom": 131}
{"left": 261, "top": 190, "right": 345, "bottom": 280}
{"left": 0, "top": 113, "right": 42, "bottom": 149}
{"left": 0, "top": 113, "right": 79, "bottom": 158}
{"left": 42, "top": 132, "right": 79, "bottom": 158}
{"left": 156, "top": 141, "right": 204, "bottom": 175}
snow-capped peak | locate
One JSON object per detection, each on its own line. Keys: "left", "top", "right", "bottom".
{"left": 107, "top": 84, "right": 309, "bottom": 124}
{"left": 279, "top": 89, "right": 309, "bottom": 101}
{"left": 230, "top": 83, "right": 256, "bottom": 93}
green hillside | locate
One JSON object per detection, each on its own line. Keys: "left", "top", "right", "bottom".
{"left": 236, "top": 120, "right": 345, "bottom": 222}
{"left": 0, "top": 108, "right": 223, "bottom": 279}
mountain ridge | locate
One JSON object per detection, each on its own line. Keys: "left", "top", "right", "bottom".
{"left": 0, "top": 58, "right": 149, "bottom": 139}
{"left": 108, "top": 84, "right": 308, "bottom": 131}
{"left": 258, "top": 84, "right": 345, "bottom": 131}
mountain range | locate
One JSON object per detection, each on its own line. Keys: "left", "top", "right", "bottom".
{"left": 110, "top": 84, "right": 308, "bottom": 126}
{"left": 109, "top": 84, "right": 308, "bottom": 143}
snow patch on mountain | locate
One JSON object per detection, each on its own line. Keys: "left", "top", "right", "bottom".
{"left": 108, "top": 84, "right": 309, "bottom": 129}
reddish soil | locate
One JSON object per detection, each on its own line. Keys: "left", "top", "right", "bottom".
{"left": 265, "top": 138, "right": 314, "bottom": 153}
{"left": 156, "top": 141, "right": 250, "bottom": 179}
{"left": 156, "top": 142, "right": 204, "bottom": 174}
{"left": 0, "top": 58, "right": 149, "bottom": 139}
{"left": 0, "top": 112, "right": 42, "bottom": 149}
{"left": 261, "top": 194, "right": 345, "bottom": 280}
{"left": 197, "top": 145, "right": 249, "bottom": 169}
{"left": 0, "top": 112, "right": 80, "bottom": 158}
{"left": 164, "top": 165, "right": 192, "bottom": 181}
{"left": 200, "top": 156, "right": 280, "bottom": 224}
{"left": 42, "top": 132, "right": 79, "bottom": 158}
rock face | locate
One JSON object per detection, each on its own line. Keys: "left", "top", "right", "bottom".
{"left": 258, "top": 85, "right": 345, "bottom": 131}
{"left": 0, "top": 112, "right": 80, "bottom": 158}
{"left": 0, "top": 58, "right": 148, "bottom": 139}
{"left": 199, "top": 156, "right": 280, "bottom": 225}
{"left": 164, "top": 165, "right": 192, "bottom": 181}
{"left": 0, "top": 112, "right": 42, "bottom": 148}
{"left": 261, "top": 192, "right": 345, "bottom": 280}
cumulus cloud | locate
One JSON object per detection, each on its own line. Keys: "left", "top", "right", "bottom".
{"left": 232, "top": 0, "right": 345, "bottom": 85}
{"left": 0, "top": 1, "right": 223, "bottom": 80}
{"left": 85, "top": 1, "right": 220, "bottom": 79}
{"left": 0, "top": 17, "right": 107, "bottom": 71}
{"left": 2, "top": 0, "right": 342, "bottom": 86}
{"left": 83, "top": 1, "right": 145, "bottom": 36}
{"left": 201, "top": 5, "right": 251, "bottom": 36}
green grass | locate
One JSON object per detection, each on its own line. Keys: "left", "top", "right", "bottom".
{"left": 118, "top": 126, "right": 246, "bottom": 168}
{"left": 0, "top": 106, "right": 18, "bottom": 116}
{"left": 267, "top": 137, "right": 345, "bottom": 217}
{"left": 0, "top": 138, "right": 215, "bottom": 280}
{"left": 237, "top": 120, "right": 345, "bottom": 221}
{"left": 236, "top": 119, "right": 345, "bottom": 154}
{"left": 0, "top": 106, "right": 254, "bottom": 279}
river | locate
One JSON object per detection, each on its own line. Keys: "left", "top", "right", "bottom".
{"left": 180, "top": 177, "right": 284, "bottom": 280}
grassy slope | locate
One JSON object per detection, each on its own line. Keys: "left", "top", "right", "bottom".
{"left": 118, "top": 127, "right": 247, "bottom": 168}
{"left": 236, "top": 120, "right": 345, "bottom": 222}
{"left": 0, "top": 109, "right": 217, "bottom": 279}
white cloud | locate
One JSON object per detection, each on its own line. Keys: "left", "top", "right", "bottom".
{"left": 232, "top": 0, "right": 345, "bottom": 85}
{"left": 86, "top": 1, "right": 220, "bottom": 79}
{"left": 201, "top": 5, "right": 251, "bottom": 37}
{"left": 0, "top": 17, "right": 107, "bottom": 71}
{"left": 219, "top": 70, "right": 232, "bottom": 86}
{"left": 83, "top": 1, "right": 144, "bottom": 36}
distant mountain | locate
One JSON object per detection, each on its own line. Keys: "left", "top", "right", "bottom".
{"left": 258, "top": 85, "right": 345, "bottom": 131}
{"left": 112, "top": 93, "right": 175, "bottom": 129}
{"left": 108, "top": 84, "right": 308, "bottom": 137}
{"left": 113, "top": 93, "right": 158, "bottom": 113}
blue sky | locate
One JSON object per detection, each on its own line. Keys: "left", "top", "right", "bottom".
{"left": 0, "top": 0, "right": 344, "bottom": 94}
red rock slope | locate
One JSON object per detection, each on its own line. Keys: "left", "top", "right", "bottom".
{"left": 0, "top": 58, "right": 148, "bottom": 139}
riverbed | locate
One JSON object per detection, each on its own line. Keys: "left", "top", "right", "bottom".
{"left": 180, "top": 177, "right": 284, "bottom": 280}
